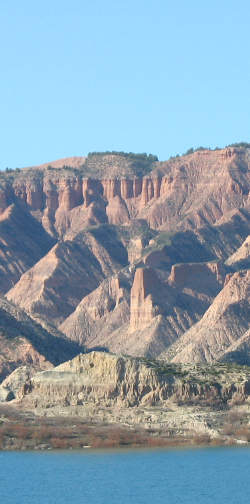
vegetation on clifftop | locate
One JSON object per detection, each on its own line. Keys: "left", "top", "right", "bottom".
{"left": 85, "top": 151, "right": 159, "bottom": 178}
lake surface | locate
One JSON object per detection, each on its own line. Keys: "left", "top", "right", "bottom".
{"left": 0, "top": 447, "right": 250, "bottom": 503}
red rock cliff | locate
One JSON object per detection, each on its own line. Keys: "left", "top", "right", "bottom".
{"left": 130, "top": 268, "right": 161, "bottom": 331}
{"left": 0, "top": 147, "right": 248, "bottom": 237}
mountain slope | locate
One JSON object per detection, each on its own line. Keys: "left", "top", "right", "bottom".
{"left": 225, "top": 235, "right": 250, "bottom": 270}
{"left": 166, "top": 270, "right": 250, "bottom": 363}
{"left": 7, "top": 226, "right": 128, "bottom": 326}
{"left": 61, "top": 261, "right": 226, "bottom": 358}
{"left": 0, "top": 296, "right": 83, "bottom": 382}
{"left": 0, "top": 146, "right": 249, "bottom": 372}
{"left": 0, "top": 204, "right": 55, "bottom": 293}
{"left": 220, "top": 328, "right": 250, "bottom": 365}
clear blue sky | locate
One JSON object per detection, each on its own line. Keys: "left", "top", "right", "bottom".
{"left": 1, "top": 0, "right": 250, "bottom": 169}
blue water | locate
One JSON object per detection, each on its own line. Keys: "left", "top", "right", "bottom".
{"left": 0, "top": 447, "right": 249, "bottom": 504}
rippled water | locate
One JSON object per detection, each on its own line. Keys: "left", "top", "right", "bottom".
{"left": 0, "top": 447, "right": 250, "bottom": 503}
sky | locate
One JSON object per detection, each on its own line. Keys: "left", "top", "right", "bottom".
{"left": 0, "top": 0, "right": 250, "bottom": 169}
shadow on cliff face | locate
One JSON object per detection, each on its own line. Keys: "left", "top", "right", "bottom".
{"left": 87, "top": 224, "right": 129, "bottom": 266}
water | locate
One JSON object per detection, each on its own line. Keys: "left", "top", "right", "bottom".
{"left": 0, "top": 447, "right": 249, "bottom": 504}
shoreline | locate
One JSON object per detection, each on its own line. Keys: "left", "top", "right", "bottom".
{"left": 1, "top": 397, "right": 250, "bottom": 452}
{"left": 1, "top": 440, "right": 249, "bottom": 453}
{"left": 0, "top": 419, "right": 249, "bottom": 452}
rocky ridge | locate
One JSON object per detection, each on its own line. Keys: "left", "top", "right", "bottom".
{"left": 225, "top": 235, "right": 250, "bottom": 270}
{"left": 0, "top": 203, "right": 54, "bottom": 294}
{"left": 14, "top": 351, "right": 250, "bottom": 440}
{"left": 0, "top": 148, "right": 249, "bottom": 238}
{"left": 21, "top": 351, "right": 250, "bottom": 408}
{"left": 166, "top": 270, "right": 250, "bottom": 363}
{"left": 0, "top": 146, "right": 249, "bottom": 381}
{"left": 61, "top": 260, "right": 227, "bottom": 359}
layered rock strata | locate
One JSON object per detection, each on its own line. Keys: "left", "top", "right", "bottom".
{"left": 0, "top": 147, "right": 249, "bottom": 371}
{"left": 20, "top": 351, "right": 250, "bottom": 411}
{"left": 0, "top": 147, "right": 249, "bottom": 238}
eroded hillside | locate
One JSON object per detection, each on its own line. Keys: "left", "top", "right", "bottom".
{"left": 0, "top": 147, "right": 249, "bottom": 379}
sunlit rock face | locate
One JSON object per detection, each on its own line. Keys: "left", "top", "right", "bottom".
{"left": 0, "top": 147, "right": 248, "bottom": 238}
{"left": 0, "top": 148, "right": 249, "bottom": 373}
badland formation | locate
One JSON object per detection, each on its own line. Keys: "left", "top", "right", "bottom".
{"left": 0, "top": 146, "right": 249, "bottom": 449}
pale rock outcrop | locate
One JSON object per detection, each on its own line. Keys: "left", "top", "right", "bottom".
{"left": 20, "top": 351, "right": 250, "bottom": 411}
{"left": 0, "top": 366, "right": 35, "bottom": 401}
